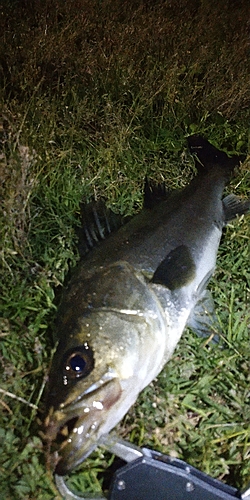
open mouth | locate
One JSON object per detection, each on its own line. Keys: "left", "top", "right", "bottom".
{"left": 55, "top": 416, "right": 79, "bottom": 447}
{"left": 44, "top": 376, "right": 123, "bottom": 475}
{"left": 44, "top": 410, "right": 99, "bottom": 475}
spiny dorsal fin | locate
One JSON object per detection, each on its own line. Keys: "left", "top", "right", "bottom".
{"left": 77, "top": 201, "right": 125, "bottom": 258}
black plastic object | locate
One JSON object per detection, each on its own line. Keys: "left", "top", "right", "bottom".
{"left": 108, "top": 449, "right": 241, "bottom": 500}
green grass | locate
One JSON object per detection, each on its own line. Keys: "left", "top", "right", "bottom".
{"left": 0, "top": 0, "right": 250, "bottom": 498}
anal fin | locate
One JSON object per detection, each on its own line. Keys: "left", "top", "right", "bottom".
{"left": 223, "top": 194, "right": 250, "bottom": 223}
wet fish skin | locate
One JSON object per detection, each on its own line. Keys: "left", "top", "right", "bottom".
{"left": 45, "top": 261, "right": 168, "bottom": 474}
{"left": 44, "top": 136, "right": 249, "bottom": 475}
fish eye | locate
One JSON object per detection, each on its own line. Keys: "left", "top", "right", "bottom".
{"left": 63, "top": 345, "right": 94, "bottom": 380}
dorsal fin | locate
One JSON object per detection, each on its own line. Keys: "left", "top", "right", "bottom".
{"left": 77, "top": 201, "right": 125, "bottom": 258}
{"left": 144, "top": 177, "right": 169, "bottom": 209}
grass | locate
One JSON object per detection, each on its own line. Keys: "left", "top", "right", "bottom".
{"left": 0, "top": 0, "right": 249, "bottom": 498}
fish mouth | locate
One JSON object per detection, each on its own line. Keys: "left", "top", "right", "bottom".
{"left": 44, "top": 376, "right": 122, "bottom": 475}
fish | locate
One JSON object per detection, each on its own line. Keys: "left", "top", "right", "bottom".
{"left": 43, "top": 135, "right": 249, "bottom": 476}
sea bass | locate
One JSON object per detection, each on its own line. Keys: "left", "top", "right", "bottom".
{"left": 44, "top": 136, "right": 249, "bottom": 476}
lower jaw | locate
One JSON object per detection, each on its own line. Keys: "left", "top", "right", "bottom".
{"left": 54, "top": 441, "right": 97, "bottom": 475}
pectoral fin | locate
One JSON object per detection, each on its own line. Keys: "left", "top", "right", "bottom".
{"left": 152, "top": 245, "right": 196, "bottom": 290}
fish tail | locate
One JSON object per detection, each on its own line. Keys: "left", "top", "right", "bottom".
{"left": 187, "top": 135, "right": 246, "bottom": 178}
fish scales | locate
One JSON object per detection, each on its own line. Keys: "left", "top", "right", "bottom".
{"left": 43, "top": 135, "right": 249, "bottom": 476}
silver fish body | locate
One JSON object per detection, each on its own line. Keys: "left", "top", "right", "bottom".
{"left": 44, "top": 136, "right": 249, "bottom": 475}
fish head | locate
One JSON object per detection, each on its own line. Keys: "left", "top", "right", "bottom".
{"left": 44, "top": 264, "right": 166, "bottom": 475}
{"left": 44, "top": 315, "right": 131, "bottom": 475}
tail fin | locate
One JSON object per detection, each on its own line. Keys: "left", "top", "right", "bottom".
{"left": 187, "top": 135, "right": 245, "bottom": 176}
